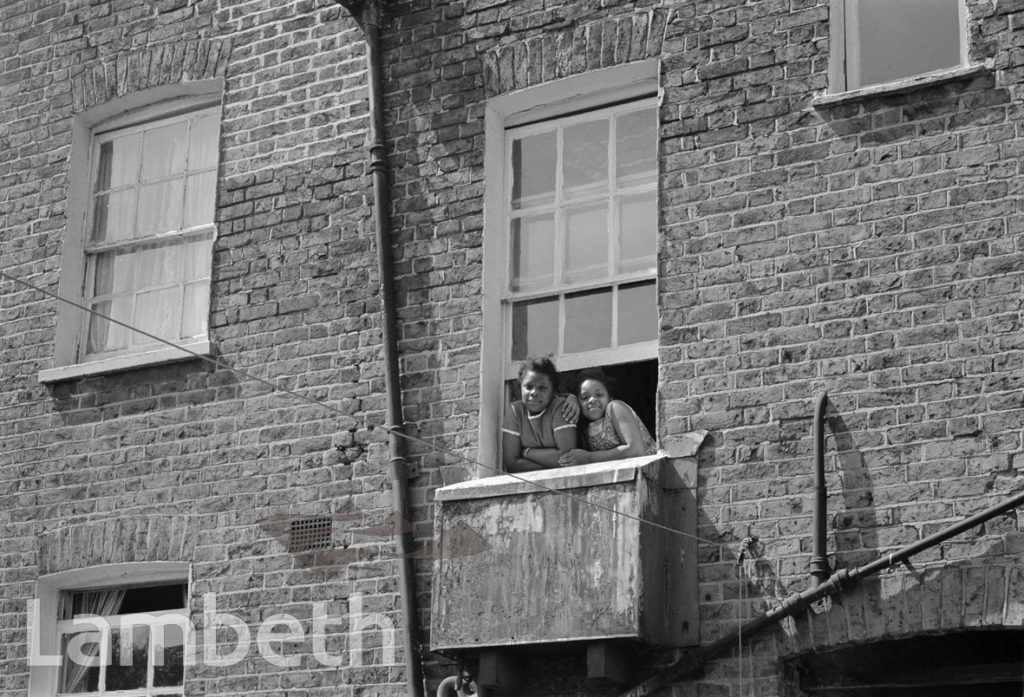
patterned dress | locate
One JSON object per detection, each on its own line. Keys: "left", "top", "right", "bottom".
{"left": 585, "top": 400, "right": 657, "bottom": 455}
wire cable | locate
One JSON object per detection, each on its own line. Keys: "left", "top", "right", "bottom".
{"left": 0, "top": 267, "right": 734, "bottom": 551}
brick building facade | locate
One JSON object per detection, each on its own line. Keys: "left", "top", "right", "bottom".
{"left": 2, "top": 0, "right": 1023, "bottom": 696}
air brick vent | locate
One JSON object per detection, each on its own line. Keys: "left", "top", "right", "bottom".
{"left": 288, "top": 516, "right": 333, "bottom": 553}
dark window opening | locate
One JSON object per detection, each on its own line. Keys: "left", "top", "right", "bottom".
{"left": 64, "top": 582, "right": 187, "bottom": 618}
{"left": 506, "top": 359, "right": 657, "bottom": 437}
{"left": 784, "top": 629, "right": 1024, "bottom": 697}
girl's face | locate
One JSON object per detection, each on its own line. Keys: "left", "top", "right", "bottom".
{"left": 579, "top": 378, "right": 610, "bottom": 421}
{"left": 520, "top": 370, "right": 555, "bottom": 414}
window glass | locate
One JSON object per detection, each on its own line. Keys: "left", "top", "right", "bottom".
{"left": 58, "top": 583, "right": 187, "bottom": 697}
{"left": 136, "top": 181, "right": 185, "bottom": 236}
{"left": 510, "top": 214, "right": 555, "bottom": 292}
{"left": 841, "top": 0, "right": 964, "bottom": 90}
{"left": 511, "top": 131, "right": 556, "bottom": 209}
{"left": 618, "top": 191, "right": 657, "bottom": 274}
{"left": 618, "top": 281, "right": 658, "bottom": 346}
{"left": 82, "top": 105, "right": 220, "bottom": 362}
{"left": 565, "top": 289, "right": 613, "bottom": 353}
{"left": 616, "top": 108, "right": 657, "bottom": 184}
{"left": 184, "top": 171, "right": 216, "bottom": 229}
{"left": 562, "top": 118, "right": 608, "bottom": 198}
{"left": 511, "top": 298, "right": 559, "bottom": 360}
{"left": 503, "top": 99, "right": 658, "bottom": 377}
{"left": 564, "top": 203, "right": 608, "bottom": 284}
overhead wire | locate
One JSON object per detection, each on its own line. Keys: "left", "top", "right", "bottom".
{"left": 0, "top": 267, "right": 735, "bottom": 552}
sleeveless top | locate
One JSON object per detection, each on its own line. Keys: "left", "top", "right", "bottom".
{"left": 586, "top": 400, "right": 657, "bottom": 455}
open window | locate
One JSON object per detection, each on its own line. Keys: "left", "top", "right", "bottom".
{"left": 56, "top": 583, "right": 188, "bottom": 696}
{"left": 29, "top": 563, "right": 190, "bottom": 697}
{"left": 829, "top": 0, "right": 968, "bottom": 93}
{"left": 480, "top": 62, "right": 660, "bottom": 473}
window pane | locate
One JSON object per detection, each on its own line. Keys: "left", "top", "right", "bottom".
{"left": 184, "top": 171, "right": 217, "bottom": 229}
{"left": 564, "top": 203, "right": 608, "bottom": 285}
{"left": 616, "top": 108, "right": 657, "bottom": 185}
{"left": 99, "top": 134, "right": 142, "bottom": 190}
{"left": 136, "top": 242, "right": 180, "bottom": 289}
{"left": 60, "top": 631, "right": 102, "bottom": 693}
{"left": 137, "top": 179, "right": 184, "bottom": 236}
{"left": 92, "top": 251, "right": 134, "bottom": 297}
{"left": 852, "top": 0, "right": 962, "bottom": 89}
{"left": 182, "top": 282, "right": 209, "bottom": 339}
{"left": 94, "top": 142, "right": 113, "bottom": 194}
{"left": 511, "top": 298, "right": 558, "bottom": 360}
{"left": 141, "top": 122, "right": 188, "bottom": 181}
{"left": 153, "top": 622, "right": 186, "bottom": 687}
{"left": 618, "top": 281, "right": 657, "bottom": 346}
{"left": 88, "top": 297, "right": 132, "bottom": 354}
{"left": 511, "top": 132, "right": 556, "bottom": 209}
{"left": 565, "top": 289, "right": 612, "bottom": 353}
{"left": 510, "top": 214, "right": 555, "bottom": 292}
{"left": 106, "top": 625, "right": 149, "bottom": 691}
{"left": 562, "top": 118, "right": 608, "bottom": 198}
{"left": 92, "top": 189, "right": 136, "bottom": 244}
{"left": 618, "top": 191, "right": 657, "bottom": 274}
{"left": 189, "top": 114, "right": 220, "bottom": 170}
{"left": 182, "top": 237, "right": 213, "bottom": 283}
{"left": 134, "top": 288, "right": 178, "bottom": 343}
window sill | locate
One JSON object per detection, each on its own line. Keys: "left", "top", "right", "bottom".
{"left": 814, "top": 64, "right": 990, "bottom": 108}
{"left": 38, "top": 340, "right": 212, "bottom": 384}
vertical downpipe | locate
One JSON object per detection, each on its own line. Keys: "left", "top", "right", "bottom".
{"left": 336, "top": 2, "right": 424, "bottom": 695}
{"left": 810, "top": 392, "right": 831, "bottom": 586}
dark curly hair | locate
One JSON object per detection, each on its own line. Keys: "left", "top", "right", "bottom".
{"left": 518, "top": 356, "right": 559, "bottom": 385}
{"left": 576, "top": 367, "right": 615, "bottom": 398}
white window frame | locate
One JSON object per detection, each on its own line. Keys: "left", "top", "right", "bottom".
{"left": 40, "top": 81, "right": 223, "bottom": 384}
{"left": 829, "top": 0, "right": 969, "bottom": 95}
{"left": 479, "top": 61, "right": 660, "bottom": 474}
{"left": 28, "top": 563, "right": 191, "bottom": 697}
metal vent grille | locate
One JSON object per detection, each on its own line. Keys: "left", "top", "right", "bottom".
{"left": 288, "top": 516, "right": 333, "bottom": 553}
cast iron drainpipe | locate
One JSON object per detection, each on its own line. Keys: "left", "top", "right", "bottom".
{"left": 810, "top": 392, "right": 832, "bottom": 586}
{"left": 334, "top": 2, "right": 424, "bottom": 696}
{"left": 615, "top": 487, "right": 1024, "bottom": 697}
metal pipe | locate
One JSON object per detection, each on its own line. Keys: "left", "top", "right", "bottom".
{"left": 334, "top": 2, "right": 424, "bottom": 696}
{"left": 615, "top": 486, "right": 1024, "bottom": 697}
{"left": 810, "top": 392, "right": 831, "bottom": 586}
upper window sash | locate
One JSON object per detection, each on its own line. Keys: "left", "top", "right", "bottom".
{"left": 502, "top": 99, "right": 657, "bottom": 301}
{"left": 831, "top": 0, "right": 968, "bottom": 93}
{"left": 86, "top": 106, "right": 220, "bottom": 249}
{"left": 500, "top": 99, "right": 658, "bottom": 378}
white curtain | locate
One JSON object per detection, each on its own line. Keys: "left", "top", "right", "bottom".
{"left": 60, "top": 589, "right": 125, "bottom": 694}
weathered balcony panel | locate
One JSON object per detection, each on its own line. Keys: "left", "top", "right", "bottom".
{"left": 430, "top": 455, "right": 698, "bottom": 651}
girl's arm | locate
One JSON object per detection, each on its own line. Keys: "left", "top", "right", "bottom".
{"left": 503, "top": 431, "right": 560, "bottom": 472}
{"left": 504, "top": 424, "right": 577, "bottom": 471}
{"left": 559, "top": 394, "right": 581, "bottom": 423}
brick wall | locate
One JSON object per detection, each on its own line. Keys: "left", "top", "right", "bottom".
{"left": 0, "top": 0, "right": 412, "bottom": 695}
{"left": 381, "top": 0, "right": 1024, "bottom": 693}
{"left": 3, "top": 0, "right": 1024, "bottom": 696}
